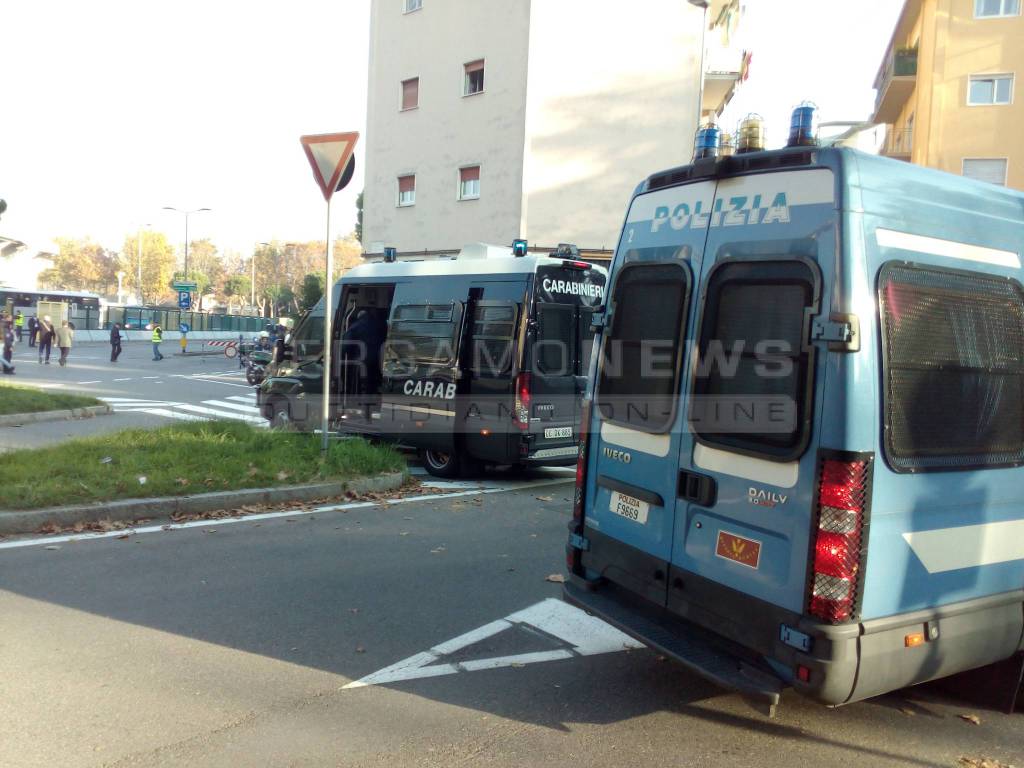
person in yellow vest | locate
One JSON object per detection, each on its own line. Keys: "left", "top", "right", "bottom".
{"left": 151, "top": 323, "right": 164, "bottom": 361}
{"left": 14, "top": 311, "right": 23, "bottom": 343}
{"left": 55, "top": 320, "right": 74, "bottom": 367}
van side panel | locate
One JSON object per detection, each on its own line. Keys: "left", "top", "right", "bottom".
{"left": 850, "top": 154, "right": 1024, "bottom": 624}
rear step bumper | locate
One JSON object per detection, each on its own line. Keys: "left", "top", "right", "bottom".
{"left": 564, "top": 577, "right": 785, "bottom": 716}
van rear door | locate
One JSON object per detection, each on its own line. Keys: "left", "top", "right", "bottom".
{"left": 580, "top": 181, "right": 716, "bottom": 605}
{"left": 669, "top": 168, "right": 836, "bottom": 619}
{"left": 526, "top": 265, "right": 606, "bottom": 459}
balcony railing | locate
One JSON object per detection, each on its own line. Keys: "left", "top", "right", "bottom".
{"left": 882, "top": 128, "right": 914, "bottom": 159}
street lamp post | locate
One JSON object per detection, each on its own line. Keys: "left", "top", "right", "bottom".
{"left": 163, "top": 206, "right": 211, "bottom": 281}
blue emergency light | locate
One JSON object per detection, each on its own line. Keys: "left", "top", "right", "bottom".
{"left": 693, "top": 124, "right": 721, "bottom": 161}
{"left": 512, "top": 238, "right": 528, "bottom": 257}
{"left": 788, "top": 101, "right": 820, "bottom": 147}
{"left": 383, "top": 247, "right": 397, "bottom": 263}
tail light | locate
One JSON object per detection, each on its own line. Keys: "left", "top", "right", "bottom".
{"left": 808, "top": 456, "right": 871, "bottom": 623}
{"left": 513, "top": 372, "right": 531, "bottom": 431}
{"left": 573, "top": 399, "right": 592, "bottom": 524}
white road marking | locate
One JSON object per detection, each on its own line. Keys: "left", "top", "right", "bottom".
{"left": 903, "top": 519, "right": 1024, "bottom": 573}
{"left": 171, "top": 404, "right": 265, "bottom": 424}
{"left": 136, "top": 408, "right": 209, "bottom": 423}
{"left": 342, "top": 598, "right": 642, "bottom": 689}
{"left": 113, "top": 378, "right": 131, "bottom": 382}
{"left": 142, "top": 376, "right": 159, "bottom": 379}
{"left": 0, "top": 476, "right": 573, "bottom": 551}
{"left": 227, "top": 394, "right": 257, "bottom": 403}
{"left": 76, "top": 380, "right": 102, "bottom": 385}
{"left": 201, "top": 399, "right": 261, "bottom": 415}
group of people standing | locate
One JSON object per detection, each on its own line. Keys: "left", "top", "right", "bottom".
{"left": 1, "top": 311, "right": 77, "bottom": 374}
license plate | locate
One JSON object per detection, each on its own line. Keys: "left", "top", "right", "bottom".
{"left": 609, "top": 492, "right": 649, "bottom": 524}
{"left": 544, "top": 426, "right": 573, "bottom": 439}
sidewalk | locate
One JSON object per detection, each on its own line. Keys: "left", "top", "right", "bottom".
{"left": 0, "top": 410, "right": 170, "bottom": 454}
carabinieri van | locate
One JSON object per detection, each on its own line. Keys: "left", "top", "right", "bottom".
{"left": 258, "top": 243, "right": 607, "bottom": 477}
{"left": 563, "top": 145, "right": 1024, "bottom": 712}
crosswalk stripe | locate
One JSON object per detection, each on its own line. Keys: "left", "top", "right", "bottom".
{"left": 202, "top": 399, "right": 262, "bottom": 415}
{"left": 138, "top": 408, "right": 209, "bottom": 423}
{"left": 226, "top": 394, "right": 257, "bottom": 403}
{"left": 171, "top": 404, "right": 266, "bottom": 424}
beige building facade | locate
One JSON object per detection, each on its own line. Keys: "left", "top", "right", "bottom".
{"left": 873, "top": 0, "right": 1024, "bottom": 189}
{"left": 362, "top": 0, "right": 747, "bottom": 256}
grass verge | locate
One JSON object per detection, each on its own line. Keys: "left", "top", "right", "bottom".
{"left": 0, "top": 420, "right": 406, "bottom": 510}
{"left": 0, "top": 382, "right": 102, "bottom": 416}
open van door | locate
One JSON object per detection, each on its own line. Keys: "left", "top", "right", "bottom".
{"left": 379, "top": 300, "right": 467, "bottom": 470}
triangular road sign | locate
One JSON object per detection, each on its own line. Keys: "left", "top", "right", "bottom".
{"left": 300, "top": 131, "right": 360, "bottom": 202}
{"left": 342, "top": 598, "right": 642, "bottom": 689}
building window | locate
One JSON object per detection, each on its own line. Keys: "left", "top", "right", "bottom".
{"left": 458, "top": 166, "right": 480, "bottom": 200}
{"left": 400, "top": 77, "right": 419, "bottom": 110}
{"left": 463, "top": 60, "right": 485, "bottom": 96}
{"left": 397, "top": 175, "right": 416, "bottom": 206}
{"left": 403, "top": 0, "right": 422, "bottom": 13}
{"left": 975, "top": 0, "right": 1020, "bottom": 17}
{"left": 962, "top": 158, "right": 1009, "bottom": 185}
{"left": 968, "top": 73, "right": 1014, "bottom": 105}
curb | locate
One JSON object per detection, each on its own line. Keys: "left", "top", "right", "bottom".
{"left": 0, "top": 470, "right": 408, "bottom": 536}
{"left": 0, "top": 404, "right": 112, "bottom": 428}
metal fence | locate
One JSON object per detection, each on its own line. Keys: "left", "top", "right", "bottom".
{"left": 105, "top": 307, "right": 266, "bottom": 333}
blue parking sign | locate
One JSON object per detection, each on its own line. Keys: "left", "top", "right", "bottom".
{"left": 178, "top": 290, "right": 191, "bottom": 310}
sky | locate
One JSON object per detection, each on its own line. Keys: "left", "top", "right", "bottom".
{"left": 1, "top": 0, "right": 902, "bottom": 260}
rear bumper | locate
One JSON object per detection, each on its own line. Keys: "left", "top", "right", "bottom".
{"left": 569, "top": 529, "right": 1024, "bottom": 706}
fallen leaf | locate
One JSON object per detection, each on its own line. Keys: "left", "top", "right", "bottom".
{"left": 116, "top": 533, "right": 131, "bottom": 541}
{"left": 510, "top": 662, "right": 525, "bottom": 668}
{"left": 958, "top": 758, "right": 1015, "bottom": 768}
{"left": 38, "top": 522, "right": 61, "bottom": 535}
{"left": 545, "top": 573, "right": 566, "bottom": 583}
{"left": 959, "top": 714, "right": 982, "bottom": 726}
{"left": 349, "top": 608, "right": 360, "bottom": 614}
{"left": 247, "top": 467, "right": 259, "bottom": 477}
{"left": 44, "top": 545, "right": 61, "bottom": 551}
{"left": 175, "top": 477, "right": 189, "bottom": 486}
{"left": 276, "top": 471, "right": 290, "bottom": 481}
{"left": 536, "top": 495, "right": 553, "bottom": 502}
{"left": 899, "top": 707, "right": 916, "bottom": 717}
{"left": 355, "top": 646, "right": 366, "bottom": 654}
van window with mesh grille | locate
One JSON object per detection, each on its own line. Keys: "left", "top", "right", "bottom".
{"left": 691, "top": 260, "right": 817, "bottom": 460}
{"left": 879, "top": 263, "right": 1024, "bottom": 471}
{"left": 385, "top": 302, "right": 462, "bottom": 371}
{"left": 596, "top": 262, "right": 691, "bottom": 433}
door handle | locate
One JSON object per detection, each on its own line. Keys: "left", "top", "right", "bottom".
{"left": 678, "top": 470, "right": 717, "bottom": 507}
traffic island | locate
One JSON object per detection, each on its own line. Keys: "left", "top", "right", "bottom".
{"left": 0, "top": 383, "right": 110, "bottom": 427}
{"left": 0, "top": 420, "right": 408, "bottom": 535}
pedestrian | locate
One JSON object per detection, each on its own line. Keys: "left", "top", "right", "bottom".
{"left": 36, "top": 315, "right": 55, "bottom": 364}
{"left": 55, "top": 320, "right": 74, "bottom": 367}
{"left": 27, "top": 315, "right": 37, "bottom": 348}
{"left": 14, "top": 311, "right": 23, "bottom": 343}
{"left": 2, "top": 321, "right": 15, "bottom": 375}
{"left": 110, "top": 322, "right": 123, "bottom": 362}
{"left": 151, "top": 322, "right": 164, "bottom": 361}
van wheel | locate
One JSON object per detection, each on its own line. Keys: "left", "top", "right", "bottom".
{"left": 271, "top": 401, "right": 293, "bottom": 430}
{"left": 419, "top": 448, "right": 464, "bottom": 479}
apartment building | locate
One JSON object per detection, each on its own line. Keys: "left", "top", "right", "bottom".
{"left": 873, "top": 0, "right": 1023, "bottom": 188}
{"left": 362, "top": 0, "right": 747, "bottom": 257}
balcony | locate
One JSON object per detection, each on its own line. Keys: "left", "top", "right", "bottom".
{"left": 702, "top": 47, "right": 750, "bottom": 118}
{"left": 882, "top": 128, "right": 914, "bottom": 161}
{"left": 873, "top": 47, "right": 917, "bottom": 124}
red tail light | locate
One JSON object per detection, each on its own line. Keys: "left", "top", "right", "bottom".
{"left": 513, "top": 372, "right": 531, "bottom": 430}
{"left": 808, "top": 457, "right": 870, "bottom": 623}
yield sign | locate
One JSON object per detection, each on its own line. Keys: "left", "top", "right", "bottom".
{"left": 342, "top": 598, "right": 642, "bottom": 689}
{"left": 300, "top": 131, "right": 359, "bottom": 202}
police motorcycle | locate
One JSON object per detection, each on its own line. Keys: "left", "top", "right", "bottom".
{"left": 243, "top": 331, "right": 274, "bottom": 385}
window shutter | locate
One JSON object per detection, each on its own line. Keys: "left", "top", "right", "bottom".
{"left": 460, "top": 166, "right": 480, "bottom": 182}
{"left": 401, "top": 78, "right": 418, "bottom": 110}
{"left": 465, "top": 59, "right": 484, "bottom": 74}
{"left": 963, "top": 159, "right": 1007, "bottom": 185}
{"left": 398, "top": 175, "right": 415, "bottom": 193}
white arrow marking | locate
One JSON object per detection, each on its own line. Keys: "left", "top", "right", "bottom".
{"left": 342, "top": 598, "right": 642, "bottom": 689}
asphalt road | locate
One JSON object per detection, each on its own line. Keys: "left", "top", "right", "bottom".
{"left": 1, "top": 480, "right": 1021, "bottom": 768}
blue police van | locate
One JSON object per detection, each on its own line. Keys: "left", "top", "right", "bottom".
{"left": 564, "top": 143, "right": 1024, "bottom": 712}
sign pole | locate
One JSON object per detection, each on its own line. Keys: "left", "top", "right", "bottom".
{"left": 321, "top": 198, "right": 333, "bottom": 454}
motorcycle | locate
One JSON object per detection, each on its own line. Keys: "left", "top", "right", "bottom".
{"left": 246, "top": 348, "right": 273, "bottom": 386}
